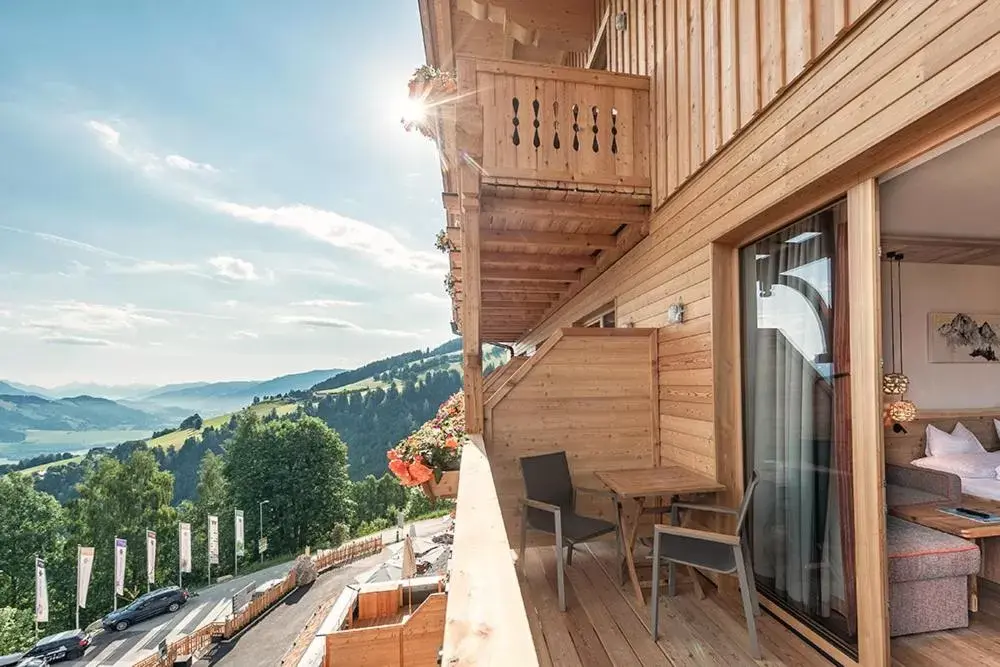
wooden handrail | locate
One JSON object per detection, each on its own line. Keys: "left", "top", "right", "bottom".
{"left": 441, "top": 435, "right": 537, "bottom": 666}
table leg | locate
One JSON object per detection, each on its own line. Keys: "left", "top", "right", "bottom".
{"left": 624, "top": 497, "right": 645, "bottom": 605}
{"left": 970, "top": 573, "right": 979, "bottom": 613}
{"left": 615, "top": 497, "right": 627, "bottom": 585}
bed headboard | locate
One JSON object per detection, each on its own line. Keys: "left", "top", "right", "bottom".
{"left": 884, "top": 410, "right": 1000, "bottom": 465}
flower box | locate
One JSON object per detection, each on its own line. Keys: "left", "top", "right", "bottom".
{"left": 421, "top": 470, "right": 460, "bottom": 500}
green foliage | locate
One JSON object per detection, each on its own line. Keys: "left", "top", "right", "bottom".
{"left": 351, "top": 474, "right": 407, "bottom": 528}
{"left": 225, "top": 413, "right": 352, "bottom": 556}
{"left": 329, "top": 523, "right": 350, "bottom": 548}
{"left": 355, "top": 517, "right": 391, "bottom": 536}
{"left": 309, "top": 339, "right": 461, "bottom": 393}
{"left": 0, "top": 475, "right": 66, "bottom": 611}
{"left": 310, "top": 369, "right": 462, "bottom": 479}
{"left": 177, "top": 452, "right": 234, "bottom": 584}
{"left": 71, "top": 450, "right": 177, "bottom": 626}
{"left": 179, "top": 414, "right": 204, "bottom": 430}
{"left": 0, "top": 607, "right": 34, "bottom": 655}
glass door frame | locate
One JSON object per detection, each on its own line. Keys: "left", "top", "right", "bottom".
{"left": 710, "top": 180, "right": 889, "bottom": 667}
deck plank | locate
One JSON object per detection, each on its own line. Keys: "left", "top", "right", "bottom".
{"left": 522, "top": 548, "right": 583, "bottom": 667}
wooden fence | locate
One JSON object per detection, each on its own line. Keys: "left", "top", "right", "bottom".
{"left": 132, "top": 536, "right": 383, "bottom": 667}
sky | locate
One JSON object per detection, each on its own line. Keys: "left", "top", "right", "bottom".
{"left": 0, "top": 1, "right": 453, "bottom": 387}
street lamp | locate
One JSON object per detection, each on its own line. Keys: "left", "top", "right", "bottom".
{"left": 258, "top": 500, "right": 270, "bottom": 564}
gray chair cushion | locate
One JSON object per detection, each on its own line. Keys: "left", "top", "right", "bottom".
{"left": 527, "top": 510, "right": 617, "bottom": 543}
{"left": 656, "top": 532, "right": 736, "bottom": 572}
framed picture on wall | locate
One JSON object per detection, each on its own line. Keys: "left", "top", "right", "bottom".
{"left": 928, "top": 312, "right": 1000, "bottom": 363}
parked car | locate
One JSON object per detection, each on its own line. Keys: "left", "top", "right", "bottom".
{"left": 17, "top": 629, "right": 90, "bottom": 663}
{"left": 102, "top": 586, "right": 190, "bottom": 631}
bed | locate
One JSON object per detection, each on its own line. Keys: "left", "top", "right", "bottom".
{"left": 899, "top": 416, "right": 1000, "bottom": 501}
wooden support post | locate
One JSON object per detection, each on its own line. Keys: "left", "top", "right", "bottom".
{"left": 462, "top": 197, "right": 484, "bottom": 435}
{"left": 847, "top": 179, "right": 890, "bottom": 667}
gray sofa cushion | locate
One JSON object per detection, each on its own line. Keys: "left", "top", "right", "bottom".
{"left": 886, "top": 484, "right": 948, "bottom": 508}
{"left": 886, "top": 517, "right": 980, "bottom": 583}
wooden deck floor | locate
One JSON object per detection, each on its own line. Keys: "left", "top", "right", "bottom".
{"left": 892, "top": 581, "right": 1000, "bottom": 666}
{"left": 518, "top": 538, "right": 835, "bottom": 667}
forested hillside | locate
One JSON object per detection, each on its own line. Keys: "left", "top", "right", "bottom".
{"left": 308, "top": 368, "right": 461, "bottom": 478}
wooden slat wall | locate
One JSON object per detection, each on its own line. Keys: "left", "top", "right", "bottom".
{"left": 514, "top": 0, "right": 1000, "bottom": 514}
{"left": 486, "top": 330, "right": 657, "bottom": 544}
{"left": 884, "top": 411, "right": 1000, "bottom": 466}
{"left": 602, "top": 0, "right": 879, "bottom": 206}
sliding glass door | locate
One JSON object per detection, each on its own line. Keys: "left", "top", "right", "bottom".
{"left": 740, "top": 201, "right": 858, "bottom": 652}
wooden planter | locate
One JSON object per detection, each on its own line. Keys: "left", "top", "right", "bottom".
{"left": 421, "top": 470, "right": 460, "bottom": 500}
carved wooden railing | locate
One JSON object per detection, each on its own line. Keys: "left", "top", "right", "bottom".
{"left": 467, "top": 58, "right": 651, "bottom": 189}
{"left": 440, "top": 434, "right": 538, "bottom": 666}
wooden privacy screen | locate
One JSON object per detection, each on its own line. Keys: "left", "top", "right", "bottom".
{"left": 485, "top": 327, "right": 658, "bottom": 545}
{"left": 884, "top": 410, "right": 1000, "bottom": 466}
{"left": 324, "top": 593, "right": 447, "bottom": 667}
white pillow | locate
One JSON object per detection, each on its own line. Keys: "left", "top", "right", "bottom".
{"left": 911, "top": 451, "right": 1000, "bottom": 478}
{"left": 925, "top": 423, "right": 986, "bottom": 457}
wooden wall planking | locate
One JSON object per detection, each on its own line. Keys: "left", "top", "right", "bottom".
{"left": 485, "top": 329, "right": 657, "bottom": 545}
{"left": 513, "top": 0, "right": 1000, "bottom": 511}
{"left": 884, "top": 411, "right": 1000, "bottom": 466}
{"left": 601, "top": 0, "right": 879, "bottom": 205}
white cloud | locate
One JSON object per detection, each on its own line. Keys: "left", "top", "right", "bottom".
{"left": 165, "top": 154, "right": 217, "bottom": 173}
{"left": 229, "top": 330, "right": 258, "bottom": 340}
{"left": 275, "top": 315, "right": 419, "bottom": 338}
{"left": 412, "top": 292, "right": 450, "bottom": 305}
{"left": 291, "top": 299, "right": 361, "bottom": 308}
{"left": 86, "top": 121, "right": 121, "bottom": 150}
{"left": 106, "top": 260, "right": 199, "bottom": 275}
{"left": 57, "top": 260, "right": 91, "bottom": 278}
{"left": 209, "top": 256, "right": 258, "bottom": 281}
{"left": 222, "top": 300, "right": 240, "bottom": 308}
{"left": 85, "top": 120, "right": 215, "bottom": 179}
{"left": 41, "top": 334, "right": 114, "bottom": 347}
{"left": 208, "top": 201, "right": 446, "bottom": 274}
{"left": 27, "top": 301, "right": 168, "bottom": 335}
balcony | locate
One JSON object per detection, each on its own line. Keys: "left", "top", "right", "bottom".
{"left": 443, "top": 59, "right": 652, "bottom": 343}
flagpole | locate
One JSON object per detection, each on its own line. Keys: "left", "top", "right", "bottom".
{"left": 75, "top": 545, "right": 80, "bottom": 631}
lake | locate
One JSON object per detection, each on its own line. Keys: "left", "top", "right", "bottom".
{"left": 0, "top": 429, "right": 152, "bottom": 464}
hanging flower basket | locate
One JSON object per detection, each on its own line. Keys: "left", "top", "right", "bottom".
{"left": 388, "top": 392, "right": 464, "bottom": 498}
{"left": 401, "top": 66, "right": 458, "bottom": 140}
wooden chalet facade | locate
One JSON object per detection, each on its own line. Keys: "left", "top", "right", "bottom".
{"left": 415, "top": 1, "right": 1000, "bottom": 666}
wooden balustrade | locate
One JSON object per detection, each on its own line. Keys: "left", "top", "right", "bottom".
{"left": 468, "top": 58, "right": 651, "bottom": 189}
{"left": 440, "top": 435, "right": 537, "bottom": 666}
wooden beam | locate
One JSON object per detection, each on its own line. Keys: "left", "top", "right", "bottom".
{"left": 480, "top": 291, "right": 563, "bottom": 302}
{"left": 479, "top": 251, "right": 596, "bottom": 268}
{"left": 479, "top": 268, "right": 580, "bottom": 282}
{"left": 462, "top": 198, "right": 484, "bottom": 436}
{"left": 480, "top": 198, "right": 648, "bottom": 222}
{"left": 847, "top": 179, "right": 890, "bottom": 667}
{"left": 476, "top": 281, "right": 572, "bottom": 292}
{"left": 586, "top": 6, "right": 611, "bottom": 69}
{"left": 481, "top": 229, "right": 617, "bottom": 250}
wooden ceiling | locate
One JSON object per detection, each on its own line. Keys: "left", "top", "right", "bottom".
{"left": 450, "top": 184, "right": 649, "bottom": 342}
{"left": 882, "top": 235, "right": 1000, "bottom": 266}
{"left": 448, "top": 0, "right": 597, "bottom": 66}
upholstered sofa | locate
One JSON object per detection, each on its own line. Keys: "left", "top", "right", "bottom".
{"left": 885, "top": 464, "right": 981, "bottom": 636}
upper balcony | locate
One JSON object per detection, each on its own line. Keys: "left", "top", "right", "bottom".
{"left": 439, "top": 57, "right": 652, "bottom": 343}
{"left": 468, "top": 58, "right": 651, "bottom": 192}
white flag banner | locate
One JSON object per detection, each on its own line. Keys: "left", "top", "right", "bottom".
{"left": 208, "top": 515, "right": 219, "bottom": 565}
{"left": 146, "top": 530, "right": 157, "bottom": 584}
{"left": 234, "top": 510, "right": 245, "bottom": 557}
{"left": 77, "top": 546, "right": 94, "bottom": 609}
{"left": 35, "top": 557, "right": 48, "bottom": 623}
{"left": 114, "top": 538, "right": 127, "bottom": 596}
{"left": 179, "top": 522, "right": 192, "bottom": 573}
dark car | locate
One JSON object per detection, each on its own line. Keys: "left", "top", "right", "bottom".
{"left": 102, "top": 586, "right": 190, "bottom": 631}
{"left": 17, "top": 629, "right": 90, "bottom": 663}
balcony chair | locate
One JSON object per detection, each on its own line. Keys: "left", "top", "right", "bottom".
{"left": 650, "top": 472, "right": 762, "bottom": 659}
{"left": 517, "top": 451, "right": 621, "bottom": 612}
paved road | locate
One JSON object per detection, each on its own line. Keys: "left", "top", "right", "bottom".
{"left": 64, "top": 517, "right": 449, "bottom": 666}
{"left": 65, "top": 560, "right": 296, "bottom": 667}
{"left": 205, "top": 516, "right": 450, "bottom": 667}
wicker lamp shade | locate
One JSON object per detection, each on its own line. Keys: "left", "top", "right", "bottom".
{"left": 887, "top": 399, "right": 917, "bottom": 423}
{"left": 882, "top": 372, "right": 910, "bottom": 395}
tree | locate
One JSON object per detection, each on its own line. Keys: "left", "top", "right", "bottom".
{"left": 0, "top": 607, "right": 34, "bottom": 655}
{"left": 225, "top": 413, "right": 352, "bottom": 555}
{"left": 179, "top": 414, "right": 204, "bottom": 430}
{"left": 179, "top": 453, "right": 233, "bottom": 582}
{"left": 0, "top": 475, "right": 66, "bottom": 610}
{"left": 71, "top": 451, "right": 177, "bottom": 626}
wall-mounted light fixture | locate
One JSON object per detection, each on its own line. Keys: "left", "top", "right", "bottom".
{"left": 614, "top": 12, "right": 628, "bottom": 31}
{"left": 666, "top": 301, "right": 685, "bottom": 325}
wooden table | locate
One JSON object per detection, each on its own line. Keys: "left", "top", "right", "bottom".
{"left": 890, "top": 496, "right": 1000, "bottom": 612}
{"left": 595, "top": 466, "right": 725, "bottom": 605}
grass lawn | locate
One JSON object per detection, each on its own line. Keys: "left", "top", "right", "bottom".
{"left": 17, "top": 455, "right": 84, "bottom": 475}
{"left": 147, "top": 401, "right": 298, "bottom": 449}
